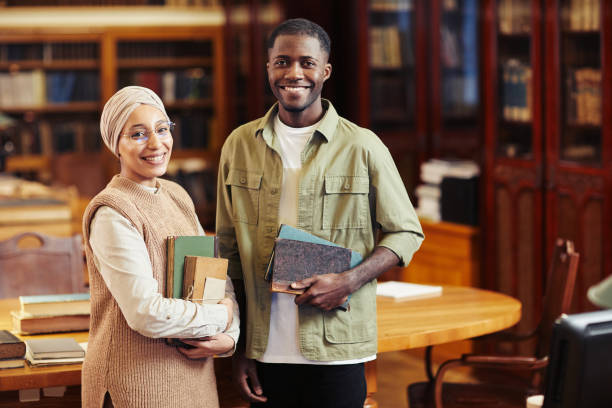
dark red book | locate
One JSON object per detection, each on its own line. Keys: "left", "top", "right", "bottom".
{"left": 0, "top": 330, "right": 25, "bottom": 360}
{"left": 270, "top": 238, "right": 352, "bottom": 295}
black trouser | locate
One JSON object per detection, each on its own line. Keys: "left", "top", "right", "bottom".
{"left": 252, "top": 361, "right": 367, "bottom": 408}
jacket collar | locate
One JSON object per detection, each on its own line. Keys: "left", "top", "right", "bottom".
{"left": 256, "top": 99, "right": 339, "bottom": 146}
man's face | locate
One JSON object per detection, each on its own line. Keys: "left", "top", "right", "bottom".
{"left": 267, "top": 34, "right": 331, "bottom": 120}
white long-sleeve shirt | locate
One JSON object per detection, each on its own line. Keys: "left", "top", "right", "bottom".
{"left": 89, "top": 201, "right": 239, "bottom": 347}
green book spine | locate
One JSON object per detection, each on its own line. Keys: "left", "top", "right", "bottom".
{"left": 167, "top": 236, "right": 218, "bottom": 299}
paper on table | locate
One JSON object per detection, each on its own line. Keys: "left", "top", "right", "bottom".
{"left": 376, "top": 281, "right": 442, "bottom": 300}
{"left": 202, "top": 277, "right": 226, "bottom": 304}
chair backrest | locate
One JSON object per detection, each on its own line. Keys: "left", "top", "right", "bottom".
{"left": 0, "top": 231, "right": 86, "bottom": 298}
{"left": 536, "top": 238, "right": 579, "bottom": 359}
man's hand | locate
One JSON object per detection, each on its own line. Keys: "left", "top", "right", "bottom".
{"left": 292, "top": 272, "right": 351, "bottom": 311}
{"left": 219, "top": 297, "right": 234, "bottom": 331}
{"left": 177, "top": 333, "right": 235, "bottom": 359}
{"left": 233, "top": 352, "right": 267, "bottom": 403}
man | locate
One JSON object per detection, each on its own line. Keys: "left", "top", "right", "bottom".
{"left": 216, "top": 18, "right": 424, "bottom": 408}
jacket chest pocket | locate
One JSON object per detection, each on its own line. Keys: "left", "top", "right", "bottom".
{"left": 322, "top": 175, "right": 369, "bottom": 229}
{"left": 226, "top": 169, "right": 262, "bottom": 225}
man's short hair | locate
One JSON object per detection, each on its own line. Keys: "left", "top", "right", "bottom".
{"left": 267, "top": 18, "right": 331, "bottom": 56}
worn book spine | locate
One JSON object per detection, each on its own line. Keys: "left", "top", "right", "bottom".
{"left": 11, "top": 311, "right": 89, "bottom": 335}
{"left": 0, "top": 330, "right": 26, "bottom": 359}
{"left": 166, "top": 236, "right": 177, "bottom": 299}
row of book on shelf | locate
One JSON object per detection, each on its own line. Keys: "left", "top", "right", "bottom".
{"left": 0, "top": 70, "right": 99, "bottom": 108}
{"left": 370, "top": 0, "right": 413, "bottom": 12}
{"left": 118, "top": 68, "right": 213, "bottom": 103}
{"left": 564, "top": 0, "right": 600, "bottom": 31}
{"left": 369, "top": 26, "right": 413, "bottom": 69}
{"left": 566, "top": 67, "right": 601, "bottom": 126}
{"left": 2, "top": 111, "right": 210, "bottom": 156}
{"left": 501, "top": 58, "right": 532, "bottom": 123}
{"left": 0, "top": 42, "right": 98, "bottom": 62}
{"left": 498, "top": 0, "right": 532, "bottom": 35}
{"left": 0, "top": 68, "right": 211, "bottom": 109}
{"left": 117, "top": 40, "right": 212, "bottom": 60}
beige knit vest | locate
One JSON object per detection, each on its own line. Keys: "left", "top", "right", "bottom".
{"left": 81, "top": 175, "right": 219, "bottom": 408}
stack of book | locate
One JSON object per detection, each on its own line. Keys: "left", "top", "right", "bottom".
{"left": 24, "top": 338, "right": 85, "bottom": 367}
{"left": 415, "top": 159, "right": 480, "bottom": 225}
{"left": 0, "top": 330, "right": 26, "bottom": 369}
{"left": 11, "top": 293, "right": 90, "bottom": 335}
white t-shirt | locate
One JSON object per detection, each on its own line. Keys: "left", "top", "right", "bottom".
{"left": 258, "top": 115, "right": 375, "bottom": 365}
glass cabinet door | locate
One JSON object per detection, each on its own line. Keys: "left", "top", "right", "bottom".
{"left": 559, "top": 0, "right": 601, "bottom": 164}
{"left": 369, "top": 0, "right": 416, "bottom": 131}
{"left": 496, "top": 0, "right": 533, "bottom": 159}
{"left": 439, "top": 0, "right": 479, "bottom": 129}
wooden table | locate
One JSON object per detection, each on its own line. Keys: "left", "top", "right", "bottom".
{"left": 0, "top": 286, "right": 521, "bottom": 405}
{"left": 365, "top": 285, "right": 521, "bottom": 406}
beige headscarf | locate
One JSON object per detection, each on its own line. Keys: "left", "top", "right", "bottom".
{"left": 100, "top": 86, "right": 169, "bottom": 157}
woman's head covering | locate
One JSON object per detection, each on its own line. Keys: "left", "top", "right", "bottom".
{"left": 100, "top": 86, "right": 168, "bottom": 157}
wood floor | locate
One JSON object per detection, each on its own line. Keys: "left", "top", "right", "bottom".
{"left": 376, "top": 348, "right": 476, "bottom": 408}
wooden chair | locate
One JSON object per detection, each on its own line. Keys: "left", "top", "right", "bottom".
{"left": 0, "top": 231, "right": 86, "bottom": 298}
{"left": 408, "top": 238, "right": 579, "bottom": 408}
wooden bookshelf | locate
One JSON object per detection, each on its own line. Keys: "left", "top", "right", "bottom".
{"left": 482, "top": 0, "right": 612, "bottom": 355}
{"left": 0, "top": 7, "right": 227, "bottom": 228}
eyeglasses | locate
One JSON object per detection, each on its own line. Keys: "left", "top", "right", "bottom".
{"left": 122, "top": 121, "right": 175, "bottom": 144}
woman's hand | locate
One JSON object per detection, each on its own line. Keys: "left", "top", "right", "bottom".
{"left": 177, "top": 333, "right": 235, "bottom": 359}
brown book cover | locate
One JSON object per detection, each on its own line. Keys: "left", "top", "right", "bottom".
{"left": 11, "top": 311, "right": 89, "bottom": 335}
{"left": 271, "top": 238, "right": 351, "bottom": 295}
{"left": 182, "top": 256, "right": 228, "bottom": 304}
{"left": 0, "top": 329, "right": 26, "bottom": 360}
{"left": 166, "top": 235, "right": 218, "bottom": 299}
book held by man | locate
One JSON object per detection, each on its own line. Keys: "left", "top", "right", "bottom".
{"left": 266, "top": 225, "right": 363, "bottom": 300}
{"left": 270, "top": 239, "right": 352, "bottom": 294}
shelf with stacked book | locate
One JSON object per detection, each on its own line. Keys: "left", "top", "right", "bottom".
{"left": 0, "top": 8, "right": 228, "bottom": 224}
{"left": 116, "top": 39, "right": 216, "bottom": 153}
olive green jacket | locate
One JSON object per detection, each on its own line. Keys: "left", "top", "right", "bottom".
{"left": 216, "top": 100, "right": 423, "bottom": 361}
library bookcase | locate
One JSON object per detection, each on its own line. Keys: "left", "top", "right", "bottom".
{"left": 359, "top": 0, "right": 482, "bottom": 196}
{"left": 482, "top": 0, "right": 612, "bottom": 355}
{"left": 0, "top": 7, "right": 227, "bottom": 228}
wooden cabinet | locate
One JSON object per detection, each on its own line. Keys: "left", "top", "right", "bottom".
{"left": 347, "top": 0, "right": 482, "bottom": 195}
{"left": 543, "top": 0, "right": 611, "bottom": 312}
{"left": 391, "top": 219, "right": 480, "bottom": 287}
{"left": 482, "top": 0, "right": 611, "bottom": 334}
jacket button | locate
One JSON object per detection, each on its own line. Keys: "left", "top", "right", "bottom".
{"left": 271, "top": 188, "right": 278, "bottom": 194}
{"left": 240, "top": 177, "right": 246, "bottom": 184}
{"left": 344, "top": 183, "right": 350, "bottom": 190}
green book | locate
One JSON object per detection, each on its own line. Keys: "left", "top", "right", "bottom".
{"left": 166, "top": 236, "right": 218, "bottom": 299}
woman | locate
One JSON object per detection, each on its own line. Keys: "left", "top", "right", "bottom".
{"left": 82, "top": 86, "right": 238, "bottom": 407}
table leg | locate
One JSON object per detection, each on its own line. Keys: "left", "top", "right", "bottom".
{"left": 364, "top": 359, "right": 378, "bottom": 408}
